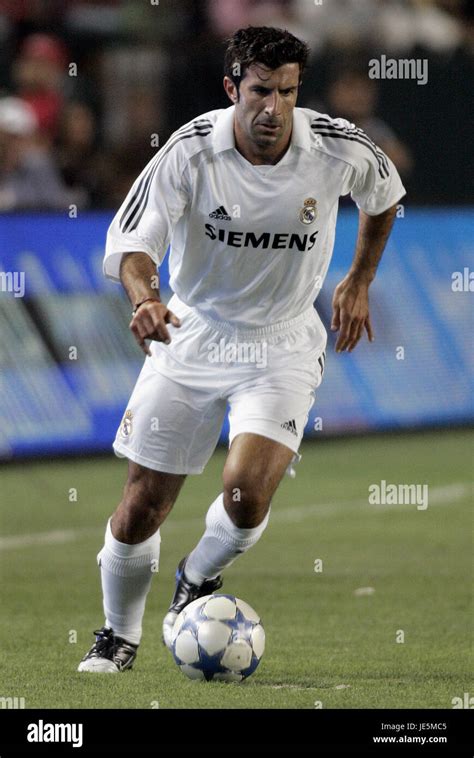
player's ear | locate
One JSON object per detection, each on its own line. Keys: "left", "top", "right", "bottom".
{"left": 223, "top": 76, "right": 238, "bottom": 104}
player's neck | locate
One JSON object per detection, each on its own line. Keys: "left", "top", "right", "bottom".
{"left": 234, "top": 127, "right": 292, "bottom": 166}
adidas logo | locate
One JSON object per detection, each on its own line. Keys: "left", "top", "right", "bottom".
{"left": 281, "top": 419, "right": 298, "bottom": 436}
{"left": 209, "top": 205, "right": 231, "bottom": 221}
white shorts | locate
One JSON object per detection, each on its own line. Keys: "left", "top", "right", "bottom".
{"left": 113, "top": 294, "right": 326, "bottom": 475}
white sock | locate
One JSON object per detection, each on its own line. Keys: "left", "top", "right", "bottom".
{"left": 184, "top": 494, "right": 270, "bottom": 585}
{"left": 97, "top": 518, "right": 161, "bottom": 646}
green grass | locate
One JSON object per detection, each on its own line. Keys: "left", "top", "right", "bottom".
{"left": 0, "top": 429, "right": 472, "bottom": 709}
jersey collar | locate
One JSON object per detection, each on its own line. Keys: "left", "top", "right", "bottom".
{"left": 212, "top": 105, "right": 312, "bottom": 155}
{"left": 291, "top": 107, "right": 313, "bottom": 153}
{"left": 212, "top": 105, "right": 237, "bottom": 153}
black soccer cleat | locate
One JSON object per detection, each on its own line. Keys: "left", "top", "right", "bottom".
{"left": 162, "top": 556, "right": 223, "bottom": 650}
{"left": 77, "top": 626, "right": 138, "bottom": 673}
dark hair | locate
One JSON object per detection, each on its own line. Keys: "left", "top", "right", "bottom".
{"left": 224, "top": 26, "right": 310, "bottom": 92}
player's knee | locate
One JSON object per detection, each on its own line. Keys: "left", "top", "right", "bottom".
{"left": 222, "top": 471, "right": 271, "bottom": 525}
{"left": 223, "top": 463, "right": 272, "bottom": 505}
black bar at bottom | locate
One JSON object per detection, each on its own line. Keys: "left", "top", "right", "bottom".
{"left": 0, "top": 708, "right": 472, "bottom": 755}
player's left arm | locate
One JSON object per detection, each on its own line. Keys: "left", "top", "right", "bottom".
{"left": 331, "top": 203, "right": 397, "bottom": 352}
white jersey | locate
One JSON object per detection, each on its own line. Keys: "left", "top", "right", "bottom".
{"left": 104, "top": 105, "right": 405, "bottom": 329}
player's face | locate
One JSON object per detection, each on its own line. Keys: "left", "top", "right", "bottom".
{"left": 226, "top": 63, "right": 300, "bottom": 153}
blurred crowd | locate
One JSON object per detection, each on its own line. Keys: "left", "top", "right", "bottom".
{"left": 0, "top": 0, "right": 472, "bottom": 211}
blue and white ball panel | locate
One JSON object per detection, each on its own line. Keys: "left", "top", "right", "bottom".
{"left": 235, "top": 598, "right": 260, "bottom": 623}
{"left": 171, "top": 594, "right": 213, "bottom": 642}
{"left": 221, "top": 638, "right": 253, "bottom": 671}
{"left": 171, "top": 594, "right": 265, "bottom": 682}
{"left": 197, "top": 620, "right": 232, "bottom": 655}
{"left": 180, "top": 664, "right": 205, "bottom": 680}
{"left": 251, "top": 624, "right": 265, "bottom": 658}
{"left": 174, "top": 630, "right": 199, "bottom": 664}
{"left": 202, "top": 595, "right": 237, "bottom": 620}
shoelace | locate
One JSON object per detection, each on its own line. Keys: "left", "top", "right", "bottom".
{"left": 91, "top": 629, "right": 118, "bottom": 659}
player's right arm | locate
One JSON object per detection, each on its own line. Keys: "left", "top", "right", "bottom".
{"left": 102, "top": 128, "right": 191, "bottom": 355}
{"left": 119, "top": 252, "right": 181, "bottom": 356}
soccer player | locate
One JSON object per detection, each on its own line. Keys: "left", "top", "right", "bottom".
{"left": 78, "top": 27, "right": 405, "bottom": 672}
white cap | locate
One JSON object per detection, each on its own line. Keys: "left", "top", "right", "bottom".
{"left": 0, "top": 97, "right": 37, "bottom": 136}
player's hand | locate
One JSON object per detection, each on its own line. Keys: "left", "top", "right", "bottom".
{"left": 129, "top": 301, "right": 181, "bottom": 356}
{"left": 331, "top": 275, "right": 374, "bottom": 352}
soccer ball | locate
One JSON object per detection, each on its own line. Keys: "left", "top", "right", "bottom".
{"left": 171, "top": 593, "right": 265, "bottom": 682}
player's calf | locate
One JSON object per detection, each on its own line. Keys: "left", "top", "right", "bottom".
{"left": 113, "top": 462, "right": 186, "bottom": 543}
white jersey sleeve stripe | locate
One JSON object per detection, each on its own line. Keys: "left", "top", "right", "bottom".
{"left": 128, "top": 125, "right": 213, "bottom": 234}
{"left": 123, "top": 126, "right": 208, "bottom": 234}
{"left": 313, "top": 131, "right": 389, "bottom": 179}
{"left": 313, "top": 117, "right": 390, "bottom": 175}
{"left": 119, "top": 120, "right": 212, "bottom": 233}
{"left": 311, "top": 118, "right": 389, "bottom": 177}
{"left": 120, "top": 121, "right": 212, "bottom": 233}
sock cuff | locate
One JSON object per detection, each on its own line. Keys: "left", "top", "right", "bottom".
{"left": 206, "top": 494, "right": 270, "bottom": 550}
{"left": 104, "top": 518, "right": 161, "bottom": 558}
{"left": 98, "top": 547, "right": 157, "bottom": 577}
{"left": 97, "top": 519, "right": 161, "bottom": 577}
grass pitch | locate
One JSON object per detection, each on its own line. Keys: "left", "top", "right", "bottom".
{"left": 0, "top": 429, "right": 472, "bottom": 709}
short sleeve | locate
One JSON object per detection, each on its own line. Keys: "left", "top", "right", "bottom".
{"left": 103, "top": 140, "right": 189, "bottom": 282}
{"left": 347, "top": 134, "right": 406, "bottom": 216}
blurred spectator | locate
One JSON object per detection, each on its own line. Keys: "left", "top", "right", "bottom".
{"left": 0, "top": 0, "right": 470, "bottom": 207}
{"left": 12, "top": 33, "right": 69, "bottom": 142}
{"left": 374, "top": 0, "right": 463, "bottom": 54}
{"left": 207, "top": 0, "right": 307, "bottom": 41}
{"left": 0, "top": 96, "right": 82, "bottom": 211}
{"left": 100, "top": 46, "right": 166, "bottom": 147}
{"left": 324, "top": 66, "right": 414, "bottom": 178}
{"left": 294, "top": 0, "right": 379, "bottom": 54}
{"left": 57, "top": 100, "right": 110, "bottom": 208}
{"left": 293, "top": 0, "right": 464, "bottom": 55}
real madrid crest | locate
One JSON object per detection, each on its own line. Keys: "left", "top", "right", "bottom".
{"left": 299, "top": 197, "right": 317, "bottom": 225}
{"left": 120, "top": 409, "right": 133, "bottom": 438}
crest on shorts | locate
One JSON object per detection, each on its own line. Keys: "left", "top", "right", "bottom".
{"left": 120, "top": 409, "right": 133, "bottom": 438}
{"left": 299, "top": 197, "right": 317, "bottom": 225}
